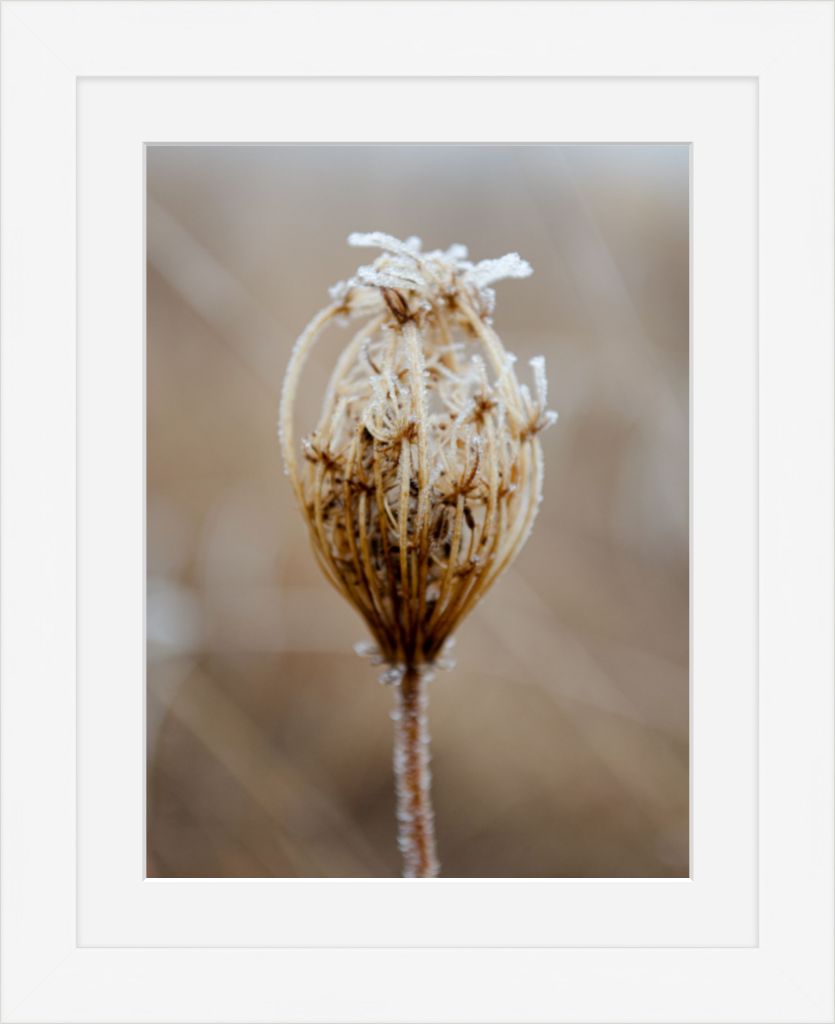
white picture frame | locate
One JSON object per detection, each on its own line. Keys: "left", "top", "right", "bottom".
{"left": 1, "top": 2, "right": 832, "bottom": 1022}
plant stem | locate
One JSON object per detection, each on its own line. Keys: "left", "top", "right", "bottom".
{"left": 392, "top": 666, "right": 439, "bottom": 877}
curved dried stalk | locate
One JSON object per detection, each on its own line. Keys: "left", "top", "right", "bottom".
{"left": 279, "top": 233, "right": 557, "bottom": 877}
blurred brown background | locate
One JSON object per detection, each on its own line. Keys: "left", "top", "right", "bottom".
{"left": 146, "top": 145, "right": 689, "bottom": 878}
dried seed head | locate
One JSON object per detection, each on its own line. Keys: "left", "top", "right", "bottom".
{"left": 280, "top": 233, "right": 557, "bottom": 671}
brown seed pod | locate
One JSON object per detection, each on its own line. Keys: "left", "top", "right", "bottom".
{"left": 279, "top": 232, "right": 557, "bottom": 876}
{"left": 280, "top": 232, "right": 557, "bottom": 671}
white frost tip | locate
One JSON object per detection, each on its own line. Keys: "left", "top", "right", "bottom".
{"left": 529, "top": 355, "right": 548, "bottom": 405}
{"left": 355, "top": 640, "right": 385, "bottom": 665}
{"left": 379, "top": 664, "right": 406, "bottom": 686}
{"left": 444, "top": 243, "right": 468, "bottom": 261}
{"left": 468, "top": 253, "right": 533, "bottom": 287}
{"left": 354, "top": 640, "right": 378, "bottom": 656}
{"left": 348, "top": 232, "right": 422, "bottom": 261}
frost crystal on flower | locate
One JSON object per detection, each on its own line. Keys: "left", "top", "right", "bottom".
{"left": 341, "top": 232, "right": 533, "bottom": 321}
{"left": 279, "top": 232, "right": 557, "bottom": 668}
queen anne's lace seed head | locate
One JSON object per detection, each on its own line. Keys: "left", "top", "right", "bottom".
{"left": 279, "top": 233, "right": 557, "bottom": 670}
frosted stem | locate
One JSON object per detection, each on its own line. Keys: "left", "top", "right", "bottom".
{"left": 392, "top": 667, "right": 439, "bottom": 878}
